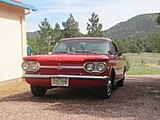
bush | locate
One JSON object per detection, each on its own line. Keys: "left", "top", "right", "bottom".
{"left": 122, "top": 55, "right": 130, "bottom": 71}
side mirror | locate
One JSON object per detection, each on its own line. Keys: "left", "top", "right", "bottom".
{"left": 108, "top": 50, "right": 112, "bottom": 54}
{"left": 116, "top": 52, "right": 121, "bottom": 56}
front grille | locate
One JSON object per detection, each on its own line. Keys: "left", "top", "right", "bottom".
{"left": 38, "top": 67, "right": 88, "bottom": 76}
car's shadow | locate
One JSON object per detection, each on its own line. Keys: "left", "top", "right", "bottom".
{"left": 0, "top": 85, "right": 120, "bottom": 102}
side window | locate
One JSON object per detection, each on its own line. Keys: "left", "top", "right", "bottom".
{"left": 111, "top": 42, "right": 118, "bottom": 55}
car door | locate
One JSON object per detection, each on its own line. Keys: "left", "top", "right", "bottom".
{"left": 110, "top": 42, "right": 125, "bottom": 80}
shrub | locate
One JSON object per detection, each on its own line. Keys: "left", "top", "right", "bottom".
{"left": 122, "top": 55, "right": 130, "bottom": 71}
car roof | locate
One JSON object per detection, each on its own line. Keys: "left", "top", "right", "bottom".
{"left": 60, "top": 37, "right": 112, "bottom": 42}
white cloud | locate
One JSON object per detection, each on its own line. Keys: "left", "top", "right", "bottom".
{"left": 24, "top": 0, "right": 160, "bottom": 33}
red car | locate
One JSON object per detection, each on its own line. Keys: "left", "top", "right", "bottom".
{"left": 22, "top": 37, "right": 126, "bottom": 99}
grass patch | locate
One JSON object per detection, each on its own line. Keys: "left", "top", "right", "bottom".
{"left": 127, "top": 65, "right": 160, "bottom": 75}
{"left": 123, "top": 53, "right": 160, "bottom": 75}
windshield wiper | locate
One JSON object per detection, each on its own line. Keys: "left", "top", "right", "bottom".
{"left": 53, "top": 51, "right": 69, "bottom": 54}
{"left": 73, "top": 50, "right": 99, "bottom": 54}
{"left": 53, "top": 50, "right": 99, "bottom": 54}
{"left": 73, "top": 50, "right": 91, "bottom": 53}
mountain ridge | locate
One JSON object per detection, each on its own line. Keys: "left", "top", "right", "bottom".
{"left": 104, "top": 13, "right": 160, "bottom": 39}
{"left": 27, "top": 13, "right": 160, "bottom": 40}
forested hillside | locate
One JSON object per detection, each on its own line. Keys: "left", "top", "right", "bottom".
{"left": 27, "top": 31, "right": 40, "bottom": 40}
{"left": 104, "top": 13, "right": 160, "bottom": 39}
{"left": 104, "top": 13, "right": 160, "bottom": 53}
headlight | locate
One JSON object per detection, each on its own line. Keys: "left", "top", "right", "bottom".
{"left": 22, "top": 62, "right": 29, "bottom": 70}
{"left": 22, "top": 61, "right": 40, "bottom": 72}
{"left": 84, "top": 62, "right": 95, "bottom": 72}
{"left": 84, "top": 62, "right": 107, "bottom": 74}
{"left": 31, "top": 62, "right": 40, "bottom": 71}
{"left": 97, "top": 62, "right": 106, "bottom": 72}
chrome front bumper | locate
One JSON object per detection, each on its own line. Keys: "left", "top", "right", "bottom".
{"left": 22, "top": 74, "right": 109, "bottom": 80}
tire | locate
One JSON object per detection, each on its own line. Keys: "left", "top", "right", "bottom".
{"left": 30, "top": 85, "right": 47, "bottom": 97}
{"left": 98, "top": 80, "right": 112, "bottom": 99}
{"left": 117, "top": 77, "right": 125, "bottom": 87}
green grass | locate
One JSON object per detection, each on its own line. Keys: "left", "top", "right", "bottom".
{"left": 127, "top": 65, "right": 160, "bottom": 75}
{"left": 123, "top": 53, "right": 160, "bottom": 75}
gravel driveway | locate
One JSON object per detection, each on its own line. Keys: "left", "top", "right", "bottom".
{"left": 0, "top": 75, "right": 160, "bottom": 120}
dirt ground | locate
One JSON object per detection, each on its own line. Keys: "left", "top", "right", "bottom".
{"left": 0, "top": 78, "right": 29, "bottom": 97}
{"left": 0, "top": 75, "right": 160, "bottom": 120}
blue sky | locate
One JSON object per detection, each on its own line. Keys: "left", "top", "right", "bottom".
{"left": 21, "top": 0, "right": 160, "bottom": 33}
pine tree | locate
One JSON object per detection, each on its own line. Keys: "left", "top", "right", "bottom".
{"left": 87, "top": 12, "right": 103, "bottom": 37}
{"left": 62, "top": 14, "right": 80, "bottom": 38}
{"left": 38, "top": 18, "right": 53, "bottom": 53}
{"left": 157, "top": 13, "right": 160, "bottom": 25}
{"left": 52, "top": 23, "right": 63, "bottom": 43}
{"left": 38, "top": 17, "right": 53, "bottom": 41}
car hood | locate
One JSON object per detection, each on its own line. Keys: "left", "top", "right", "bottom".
{"left": 23, "top": 54, "right": 110, "bottom": 62}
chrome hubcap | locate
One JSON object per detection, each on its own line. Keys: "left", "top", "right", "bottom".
{"left": 107, "top": 80, "right": 112, "bottom": 96}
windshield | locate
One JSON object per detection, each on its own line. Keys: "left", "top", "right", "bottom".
{"left": 52, "top": 39, "right": 110, "bottom": 54}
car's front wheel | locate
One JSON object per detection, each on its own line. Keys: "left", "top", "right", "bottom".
{"left": 30, "top": 85, "right": 47, "bottom": 97}
{"left": 98, "top": 80, "right": 112, "bottom": 99}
